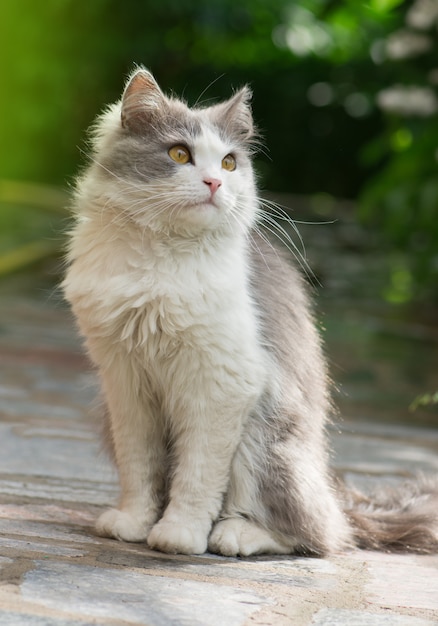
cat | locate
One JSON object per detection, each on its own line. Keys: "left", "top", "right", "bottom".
{"left": 63, "top": 68, "right": 438, "bottom": 556}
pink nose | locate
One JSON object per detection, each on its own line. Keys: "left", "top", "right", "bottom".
{"left": 204, "top": 178, "right": 222, "bottom": 195}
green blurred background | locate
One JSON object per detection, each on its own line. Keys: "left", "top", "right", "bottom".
{"left": 1, "top": 0, "right": 438, "bottom": 305}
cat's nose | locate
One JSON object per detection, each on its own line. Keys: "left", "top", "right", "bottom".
{"left": 204, "top": 178, "right": 222, "bottom": 195}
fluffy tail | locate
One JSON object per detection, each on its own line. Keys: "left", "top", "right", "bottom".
{"left": 342, "top": 474, "right": 438, "bottom": 554}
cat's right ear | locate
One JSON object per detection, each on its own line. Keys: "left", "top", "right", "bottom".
{"left": 208, "top": 86, "right": 255, "bottom": 144}
{"left": 121, "top": 69, "right": 166, "bottom": 131}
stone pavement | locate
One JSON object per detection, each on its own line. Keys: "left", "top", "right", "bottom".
{"left": 1, "top": 293, "right": 438, "bottom": 626}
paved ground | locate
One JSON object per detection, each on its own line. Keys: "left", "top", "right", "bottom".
{"left": 1, "top": 292, "right": 438, "bottom": 625}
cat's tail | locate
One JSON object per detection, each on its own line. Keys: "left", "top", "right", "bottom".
{"left": 342, "top": 474, "right": 438, "bottom": 554}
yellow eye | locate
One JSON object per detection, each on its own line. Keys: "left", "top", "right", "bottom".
{"left": 222, "top": 154, "right": 236, "bottom": 172}
{"left": 168, "top": 145, "right": 191, "bottom": 164}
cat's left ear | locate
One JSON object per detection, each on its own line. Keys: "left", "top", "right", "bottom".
{"left": 121, "top": 68, "right": 167, "bottom": 131}
{"left": 210, "top": 86, "right": 254, "bottom": 143}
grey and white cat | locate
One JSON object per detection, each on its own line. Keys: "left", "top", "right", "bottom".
{"left": 63, "top": 68, "right": 438, "bottom": 556}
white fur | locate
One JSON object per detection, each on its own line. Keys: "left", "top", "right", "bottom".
{"left": 64, "top": 121, "right": 271, "bottom": 554}
{"left": 209, "top": 518, "right": 293, "bottom": 556}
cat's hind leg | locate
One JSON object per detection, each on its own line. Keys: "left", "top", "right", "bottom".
{"left": 208, "top": 424, "right": 296, "bottom": 556}
{"left": 209, "top": 518, "right": 292, "bottom": 556}
{"left": 209, "top": 413, "right": 352, "bottom": 557}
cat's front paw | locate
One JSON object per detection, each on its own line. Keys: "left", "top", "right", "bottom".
{"left": 147, "top": 519, "right": 208, "bottom": 555}
{"left": 208, "top": 518, "right": 292, "bottom": 556}
{"left": 96, "top": 508, "right": 152, "bottom": 542}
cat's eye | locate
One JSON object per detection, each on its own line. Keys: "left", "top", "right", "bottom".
{"left": 168, "top": 145, "right": 191, "bottom": 164}
{"left": 222, "top": 154, "right": 236, "bottom": 172}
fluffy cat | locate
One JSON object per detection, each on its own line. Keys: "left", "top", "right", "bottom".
{"left": 63, "top": 68, "right": 438, "bottom": 556}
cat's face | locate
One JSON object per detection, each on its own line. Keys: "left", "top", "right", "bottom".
{"left": 90, "top": 69, "right": 258, "bottom": 237}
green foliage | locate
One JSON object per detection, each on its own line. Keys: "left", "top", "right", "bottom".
{"left": 0, "top": 0, "right": 397, "bottom": 188}
{"left": 0, "top": 0, "right": 437, "bottom": 303}
{"left": 357, "top": 2, "right": 438, "bottom": 302}
{"left": 410, "top": 391, "right": 438, "bottom": 412}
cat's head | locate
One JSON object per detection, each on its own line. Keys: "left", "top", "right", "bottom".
{"left": 85, "top": 68, "right": 259, "bottom": 237}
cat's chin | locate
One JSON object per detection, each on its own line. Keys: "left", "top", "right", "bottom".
{"left": 187, "top": 199, "right": 218, "bottom": 211}
{"left": 171, "top": 201, "right": 228, "bottom": 231}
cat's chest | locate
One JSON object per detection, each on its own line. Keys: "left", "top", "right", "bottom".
{"left": 107, "top": 261, "right": 249, "bottom": 356}
{"left": 123, "top": 251, "right": 231, "bottom": 317}
{"left": 68, "top": 239, "right": 250, "bottom": 343}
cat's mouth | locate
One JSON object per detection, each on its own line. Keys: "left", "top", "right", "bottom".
{"left": 185, "top": 198, "right": 219, "bottom": 211}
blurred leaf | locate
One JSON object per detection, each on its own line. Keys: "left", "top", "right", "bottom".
{"left": 369, "top": 0, "right": 405, "bottom": 14}
{"left": 410, "top": 391, "right": 438, "bottom": 412}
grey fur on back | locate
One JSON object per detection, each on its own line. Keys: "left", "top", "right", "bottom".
{"left": 248, "top": 232, "right": 438, "bottom": 554}
{"left": 243, "top": 234, "right": 348, "bottom": 553}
